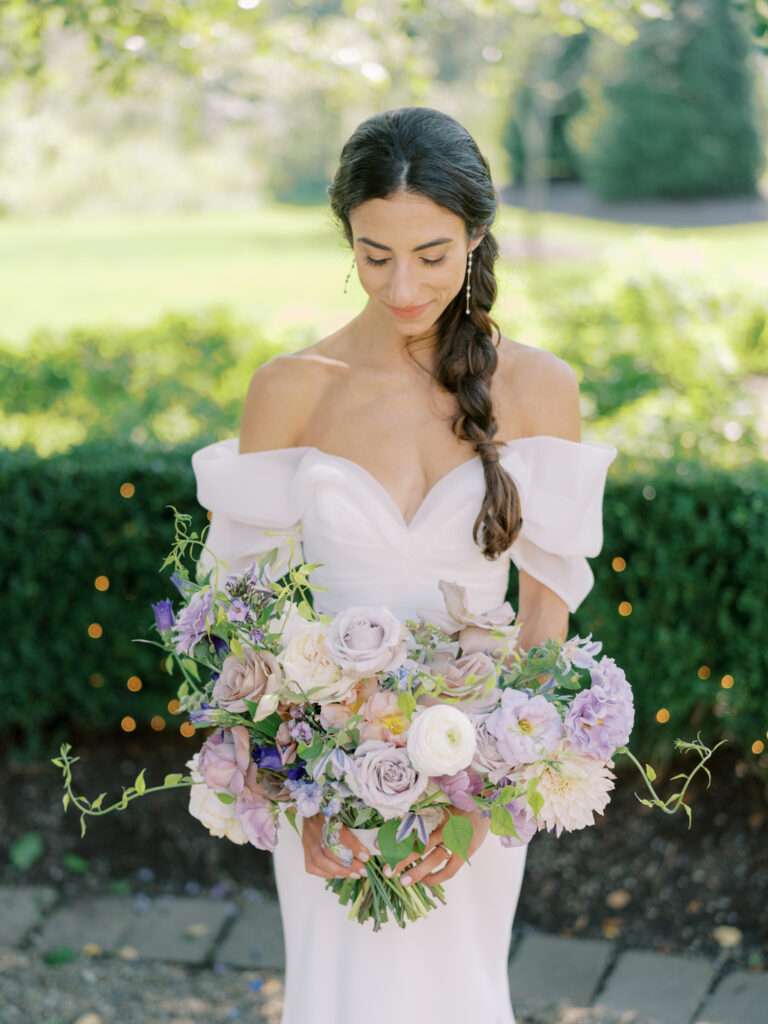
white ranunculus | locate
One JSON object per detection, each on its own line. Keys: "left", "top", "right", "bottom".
{"left": 406, "top": 704, "right": 477, "bottom": 776}
{"left": 278, "top": 617, "right": 358, "bottom": 705}
{"left": 185, "top": 753, "right": 248, "bottom": 845}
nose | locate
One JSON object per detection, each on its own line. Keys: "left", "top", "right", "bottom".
{"left": 387, "top": 261, "right": 426, "bottom": 307}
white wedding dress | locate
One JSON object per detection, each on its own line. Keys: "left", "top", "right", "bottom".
{"left": 191, "top": 434, "right": 617, "bottom": 1024}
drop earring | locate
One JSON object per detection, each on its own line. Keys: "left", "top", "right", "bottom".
{"left": 343, "top": 255, "right": 356, "bottom": 294}
{"left": 465, "top": 250, "right": 473, "bottom": 314}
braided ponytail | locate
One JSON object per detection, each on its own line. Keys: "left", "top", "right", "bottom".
{"left": 432, "top": 230, "right": 523, "bottom": 559}
{"left": 328, "top": 106, "right": 525, "bottom": 559}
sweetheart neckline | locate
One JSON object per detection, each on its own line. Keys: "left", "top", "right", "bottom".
{"left": 232, "top": 434, "right": 617, "bottom": 532}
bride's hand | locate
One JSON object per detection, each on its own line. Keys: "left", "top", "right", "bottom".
{"left": 390, "top": 806, "right": 490, "bottom": 888}
{"left": 301, "top": 812, "right": 371, "bottom": 880}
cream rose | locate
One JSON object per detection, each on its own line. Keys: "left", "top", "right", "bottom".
{"left": 185, "top": 752, "right": 248, "bottom": 845}
{"left": 406, "top": 704, "right": 477, "bottom": 776}
{"left": 278, "top": 615, "right": 357, "bottom": 705}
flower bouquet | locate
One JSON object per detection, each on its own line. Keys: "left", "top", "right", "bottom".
{"left": 53, "top": 509, "right": 725, "bottom": 931}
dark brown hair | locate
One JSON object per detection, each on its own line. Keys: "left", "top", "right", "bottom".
{"left": 327, "top": 105, "right": 523, "bottom": 558}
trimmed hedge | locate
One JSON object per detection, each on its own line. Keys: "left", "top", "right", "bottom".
{"left": 3, "top": 439, "right": 766, "bottom": 770}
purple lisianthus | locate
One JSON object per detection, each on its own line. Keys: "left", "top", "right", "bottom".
{"left": 284, "top": 777, "right": 323, "bottom": 818}
{"left": 173, "top": 589, "right": 215, "bottom": 655}
{"left": 499, "top": 796, "right": 538, "bottom": 847}
{"left": 487, "top": 689, "right": 563, "bottom": 766}
{"left": 564, "top": 656, "right": 634, "bottom": 759}
{"left": 152, "top": 599, "right": 175, "bottom": 632}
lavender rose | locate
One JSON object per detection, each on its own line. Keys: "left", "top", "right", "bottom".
{"left": 326, "top": 606, "right": 408, "bottom": 678}
{"left": 213, "top": 648, "right": 282, "bottom": 717}
{"left": 197, "top": 725, "right": 252, "bottom": 797}
{"left": 235, "top": 764, "right": 279, "bottom": 851}
{"left": 344, "top": 739, "right": 430, "bottom": 820}
{"left": 469, "top": 711, "right": 511, "bottom": 784}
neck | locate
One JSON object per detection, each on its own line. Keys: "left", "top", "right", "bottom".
{"left": 351, "top": 298, "right": 440, "bottom": 372}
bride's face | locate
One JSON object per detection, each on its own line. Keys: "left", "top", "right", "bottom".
{"left": 349, "top": 189, "right": 483, "bottom": 335}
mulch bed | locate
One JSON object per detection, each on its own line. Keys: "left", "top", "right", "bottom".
{"left": 2, "top": 730, "right": 766, "bottom": 971}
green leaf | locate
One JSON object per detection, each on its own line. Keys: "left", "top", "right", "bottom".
{"left": 134, "top": 769, "right": 147, "bottom": 795}
{"left": 164, "top": 654, "right": 174, "bottom": 674}
{"left": 229, "top": 635, "right": 244, "bottom": 657}
{"left": 63, "top": 853, "right": 89, "bottom": 874}
{"left": 645, "top": 763, "right": 657, "bottom": 782}
{"left": 490, "top": 804, "right": 521, "bottom": 839}
{"left": 90, "top": 792, "right": 107, "bottom": 810}
{"left": 526, "top": 777, "right": 544, "bottom": 817}
{"left": 181, "top": 657, "right": 200, "bottom": 681}
{"left": 163, "top": 773, "right": 183, "bottom": 787}
{"left": 215, "top": 791, "right": 236, "bottom": 805}
{"left": 285, "top": 806, "right": 299, "bottom": 835}
{"left": 43, "top": 945, "right": 79, "bottom": 965}
{"left": 62, "top": 792, "right": 70, "bottom": 812}
{"left": 377, "top": 818, "right": 415, "bottom": 867}
{"left": 442, "top": 813, "right": 474, "bottom": 863}
{"left": 10, "top": 831, "right": 44, "bottom": 870}
{"left": 397, "top": 690, "right": 417, "bottom": 717}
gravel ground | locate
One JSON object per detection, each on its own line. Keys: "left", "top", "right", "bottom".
{"left": 0, "top": 948, "right": 655, "bottom": 1024}
{"left": 3, "top": 732, "right": 766, "bottom": 970}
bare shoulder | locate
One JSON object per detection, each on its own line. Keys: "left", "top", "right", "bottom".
{"left": 495, "top": 336, "right": 582, "bottom": 442}
{"left": 239, "top": 338, "right": 347, "bottom": 453}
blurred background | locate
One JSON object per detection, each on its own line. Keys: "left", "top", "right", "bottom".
{"left": 1, "top": 0, "right": 767, "bottom": 1020}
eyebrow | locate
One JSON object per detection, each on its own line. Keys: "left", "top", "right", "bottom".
{"left": 355, "top": 236, "right": 453, "bottom": 252}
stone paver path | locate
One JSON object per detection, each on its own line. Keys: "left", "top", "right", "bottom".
{"left": 1, "top": 885, "right": 765, "bottom": 1024}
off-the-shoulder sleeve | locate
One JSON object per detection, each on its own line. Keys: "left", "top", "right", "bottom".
{"left": 502, "top": 436, "right": 618, "bottom": 614}
{"left": 190, "top": 437, "right": 310, "bottom": 587}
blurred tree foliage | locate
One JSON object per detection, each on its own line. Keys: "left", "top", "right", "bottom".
{"left": 574, "top": 0, "right": 765, "bottom": 199}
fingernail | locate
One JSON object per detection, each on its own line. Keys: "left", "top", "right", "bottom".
{"left": 383, "top": 864, "right": 392, "bottom": 877}
{"left": 355, "top": 870, "right": 366, "bottom": 879}
{"left": 359, "top": 852, "right": 370, "bottom": 862}
{"left": 401, "top": 873, "right": 413, "bottom": 886}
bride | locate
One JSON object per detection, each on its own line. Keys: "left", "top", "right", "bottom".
{"left": 192, "top": 106, "right": 617, "bottom": 1024}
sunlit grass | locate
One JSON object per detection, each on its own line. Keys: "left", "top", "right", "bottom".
{"left": 1, "top": 202, "right": 766, "bottom": 349}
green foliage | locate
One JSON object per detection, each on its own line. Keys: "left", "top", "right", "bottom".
{"left": 530, "top": 267, "right": 766, "bottom": 468}
{"left": 502, "top": 30, "right": 593, "bottom": 186}
{"left": 0, "top": 307, "right": 285, "bottom": 452}
{"left": 576, "top": 0, "right": 765, "bottom": 199}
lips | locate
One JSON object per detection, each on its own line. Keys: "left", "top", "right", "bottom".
{"left": 388, "top": 301, "right": 432, "bottom": 318}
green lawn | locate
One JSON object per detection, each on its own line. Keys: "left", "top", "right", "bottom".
{"left": 2, "top": 204, "right": 766, "bottom": 349}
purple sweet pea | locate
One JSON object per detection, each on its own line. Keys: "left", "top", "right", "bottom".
{"left": 564, "top": 655, "right": 635, "bottom": 759}
{"left": 254, "top": 745, "right": 284, "bottom": 772}
{"left": 173, "top": 589, "right": 215, "bottom": 655}
{"left": 169, "top": 571, "right": 196, "bottom": 598}
{"left": 487, "top": 689, "right": 563, "bottom": 766}
{"left": 189, "top": 702, "right": 217, "bottom": 726}
{"left": 499, "top": 796, "right": 538, "bottom": 847}
{"left": 152, "top": 599, "right": 175, "bottom": 632}
{"left": 227, "top": 598, "right": 250, "bottom": 623}
{"left": 434, "top": 768, "right": 485, "bottom": 813}
{"left": 284, "top": 777, "right": 323, "bottom": 818}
